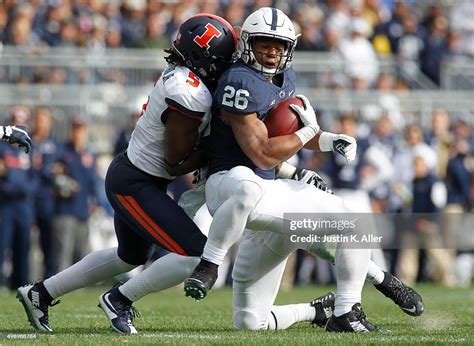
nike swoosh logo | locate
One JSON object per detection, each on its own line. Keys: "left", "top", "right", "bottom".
{"left": 402, "top": 306, "right": 417, "bottom": 313}
{"left": 103, "top": 294, "right": 118, "bottom": 318}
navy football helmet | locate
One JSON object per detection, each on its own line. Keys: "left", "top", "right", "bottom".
{"left": 173, "top": 14, "right": 238, "bottom": 84}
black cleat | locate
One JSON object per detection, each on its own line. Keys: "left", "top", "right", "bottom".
{"left": 16, "top": 283, "right": 59, "bottom": 332}
{"left": 326, "top": 303, "right": 378, "bottom": 333}
{"left": 184, "top": 260, "right": 218, "bottom": 301}
{"left": 311, "top": 292, "right": 335, "bottom": 327}
{"left": 374, "top": 271, "right": 424, "bottom": 316}
{"left": 98, "top": 286, "right": 140, "bottom": 334}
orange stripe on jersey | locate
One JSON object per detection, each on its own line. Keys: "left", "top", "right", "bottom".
{"left": 115, "top": 194, "right": 186, "bottom": 255}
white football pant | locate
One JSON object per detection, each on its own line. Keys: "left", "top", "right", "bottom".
{"left": 204, "top": 166, "right": 371, "bottom": 320}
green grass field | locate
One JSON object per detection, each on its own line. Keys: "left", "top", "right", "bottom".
{"left": 1, "top": 284, "right": 473, "bottom": 345}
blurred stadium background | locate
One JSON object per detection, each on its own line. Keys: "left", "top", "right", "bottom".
{"left": 0, "top": 0, "right": 473, "bottom": 294}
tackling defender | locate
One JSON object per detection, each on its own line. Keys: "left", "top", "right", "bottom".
{"left": 184, "top": 7, "right": 422, "bottom": 332}
{"left": 16, "top": 14, "right": 238, "bottom": 334}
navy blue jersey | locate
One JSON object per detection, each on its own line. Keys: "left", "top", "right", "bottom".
{"left": 206, "top": 60, "right": 296, "bottom": 179}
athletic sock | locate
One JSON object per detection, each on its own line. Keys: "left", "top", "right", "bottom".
{"left": 201, "top": 242, "right": 228, "bottom": 266}
{"left": 43, "top": 248, "right": 136, "bottom": 299}
{"left": 367, "top": 260, "right": 385, "bottom": 285}
{"left": 333, "top": 247, "right": 370, "bottom": 317}
{"left": 268, "top": 304, "right": 316, "bottom": 330}
{"left": 119, "top": 254, "right": 199, "bottom": 302}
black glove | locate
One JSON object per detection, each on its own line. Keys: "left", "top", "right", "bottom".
{"left": 292, "top": 168, "right": 333, "bottom": 194}
{"left": 2, "top": 125, "right": 32, "bottom": 153}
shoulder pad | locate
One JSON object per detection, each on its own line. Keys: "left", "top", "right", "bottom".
{"left": 162, "top": 66, "right": 212, "bottom": 119}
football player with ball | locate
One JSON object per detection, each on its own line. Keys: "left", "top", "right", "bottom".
{"left": 185, "top": 7, "right": 423, "bottom": 332}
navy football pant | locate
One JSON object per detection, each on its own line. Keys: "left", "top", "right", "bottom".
{"left": 105, "top": 152, "right": 206, "bottom": 265}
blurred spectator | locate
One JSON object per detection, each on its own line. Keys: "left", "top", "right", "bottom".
{"left": 450, "top": 0, "right": 474, "bottom": 57}
{"left": 136, "top": 12, "right": 169, "bottom": 49}
{"left": 443, "top": 138, "right": 471, "bottom": 245}
{"left": 58, "top": 18, "right": 80, "bottom": 47}
{"left": 397, "top": 154, "right": 454, "bottom": 286}
{"left": 420, "top": 4, "right": 444, "bottom": 34}
{"left": 369, "top": 114, "right": 397, "bottom": 161}
{"left": 338, "top": 17, "right": 379, "bottom": 89}
{"left": 397, "top": 13, "right": 426, "bottom": 83}
{"left": 294, "top": 3, "right": 327, "bottom": 51}
{"left": 7, "top": 14, "right": 41, "bottom": 47}
{"left": 121, "top": 0, "right": 147, "bottom": 47}
{"left": 0, "top": 106, "right": 37, "bottom": 289}
{"left": 222, "top": 2, "right": 246, "bottom": 27}
{"left": 0, "top": 4, "right": 8, "bottom": 42}
{"left": 105, "top": 21, "right": 122, "bottom": 48}
{"left": 425, "top": 109, "right": 452, "bottom": 178}
{"left": 375, "top": 72, "right": 404, "bottom": 130}
{"left": 31, "top": 106, "right": 64, "bottom": 279}
{"left": 391, "top": 123, "right": 437, "bottom": 211}
{"left": 372, "top": 0, "right": 409, "bottom": 55}
{"left": 52, "top": 117, "right": 97, "bottom": 272}
{"left": 324, "top": 114, "right": 393, "bottom": 201}
{"left": 41, "top": 0, "right": 73, "bottom": 46}
{"left": 88, "top": 14, "right": 108, "bottom": 51}
{"left": 114, "top": 110, "right": 141, "bottom": 156}
{"left": 420, "top": 15, "right": 449, "bottom": 85}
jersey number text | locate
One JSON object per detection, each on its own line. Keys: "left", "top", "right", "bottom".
{"left": 222, "top": 85, "right": 249, "bottom": 110}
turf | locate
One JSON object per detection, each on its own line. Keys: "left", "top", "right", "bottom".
{"left": 1, "top": 284, "right": 473, "bottom": 345}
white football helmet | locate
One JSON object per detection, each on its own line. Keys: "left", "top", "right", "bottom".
{"left": 239, "top": 7, "right": 298, "bottom": 77}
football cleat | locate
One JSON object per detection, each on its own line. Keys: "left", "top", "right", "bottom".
{"left": 374, "top": 271, "right": 424, "bottom": 316}
{"left": 326, "top": 303, "right": 378, "bottom": 333}
{"left": 184, "top": 261, "right": 218, "bottom": 301}
{"left": 16, "top": 284, "right": 59, "bottom": 332}
{"left": 311, "top": 291, "right": 335, "bottom": 327}
{"left": 98, "top": 286, "right": 140, "bottom": 334}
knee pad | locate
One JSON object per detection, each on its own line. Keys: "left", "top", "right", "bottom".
{"left": 231, "top": 180, "right": 263, "bottom": 212}
{"left": 233, "top": 309, "right": 260, "bottom": 330}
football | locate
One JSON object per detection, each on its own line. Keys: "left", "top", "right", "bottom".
{"left": 264, "top": 97, "right": 304, "bottom": 137}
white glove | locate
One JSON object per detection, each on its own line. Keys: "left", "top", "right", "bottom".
{"left": 319, "top": 132, "right": 357, "bottom": 163}
{"left": 289, "top": 94, "right": 319, "bottom": 129}
{"left": 289, "top": 94, "right": 320, "bottom": 145}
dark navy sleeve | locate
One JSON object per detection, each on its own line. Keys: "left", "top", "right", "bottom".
{"left": 215, "top": 71, "right": 263, "bottom": 115}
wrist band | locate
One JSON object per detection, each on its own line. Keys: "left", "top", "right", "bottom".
{"left": 295, "top": 125, "right": 319, "bottom": 146}
{"left": 276, "top": 161, "right": 297, "bottom": 179}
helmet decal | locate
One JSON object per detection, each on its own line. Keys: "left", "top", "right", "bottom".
{"left": 193, "top": 23, "right": 222, "bottom": 49}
